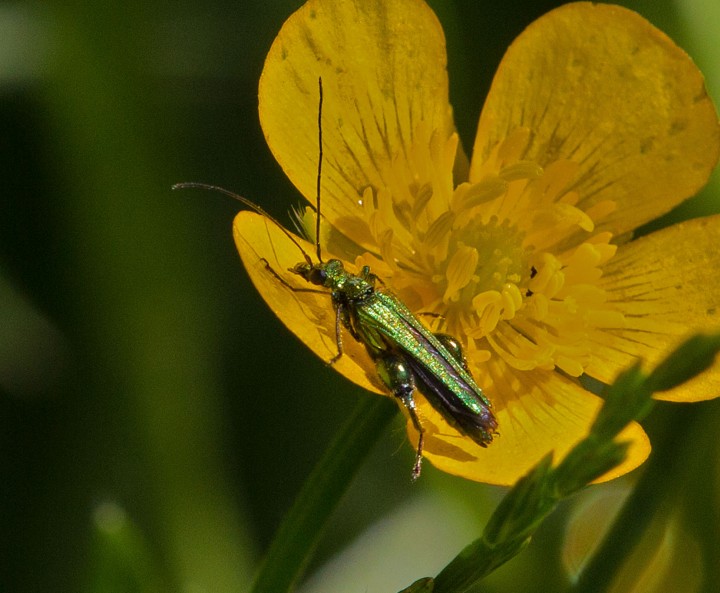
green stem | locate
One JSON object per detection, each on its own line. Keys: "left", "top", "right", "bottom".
{"left": 249, "top": 395, "right": 397, "bottom": 593}
{"left": 570, "top": 405, "right": 698, "bottom": 593}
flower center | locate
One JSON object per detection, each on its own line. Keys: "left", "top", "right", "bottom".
{"left": 432, "top": 217, "right": 528, "bottom": 338}
{"left": 316, "top": 126, "right": 623, "bottom": 377}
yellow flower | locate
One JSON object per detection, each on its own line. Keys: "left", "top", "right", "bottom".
{"left": 233, "top": 0, "right": 720, "bottom": 485}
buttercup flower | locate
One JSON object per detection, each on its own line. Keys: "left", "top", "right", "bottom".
{"left": 233, "top": 0, "right": 720, "bottom": 484}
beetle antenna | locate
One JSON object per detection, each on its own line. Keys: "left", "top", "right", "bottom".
{"left": 315, "top": 76, "right": 324, "bottom": 263}
{"left": 171, "top": 182, "right": 313, "bottom": 266}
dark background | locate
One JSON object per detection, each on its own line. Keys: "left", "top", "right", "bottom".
{"left": 2, "top": 1, "right": 719, "bottom": 592}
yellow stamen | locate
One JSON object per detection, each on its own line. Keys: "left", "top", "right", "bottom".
{"left": 312, "top": 124, "right": 627, "bottom": 380}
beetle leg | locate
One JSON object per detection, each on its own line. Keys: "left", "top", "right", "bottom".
{"left": 434, "top": 333, "right": 470, "bottom": 372}
{"left": 327, "top": 301, "right": 346, "bottom": 366}
{"left": 376, "top": 353, "right": 425, "bottom": 480}
{"left": 416, "top": 311, "right": 444, "bottom": 319}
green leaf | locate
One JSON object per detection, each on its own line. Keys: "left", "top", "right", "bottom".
{"left": 86, "top": 502, "right": 166, "bottom": 593}
{"left": 590, "top": 362, "right": 649, "bottom": 441}
{"left": 250, "top": 395, "right": 396, "bottom": 593}
{"left": 398, "top": 577, "right": 435, "bottom": 593}
{"left": 551, "top": 438, "right": 629, "bottom": 497}
{"left": 428, "top": 336, "right": 676, "bottom": 593}
{"left": 646, "top": 333, "right": 720, "bottom": 393}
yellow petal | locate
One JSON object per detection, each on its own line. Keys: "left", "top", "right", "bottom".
{"left": 259, "top": 0, "right": 452, "bottom": 231}
{"left": 408, "top": 360, "right": 650, "bottom": 485}
{"left": 471, "top": 3, "right": 720, "bottom": 237}
{"left": 233, "top": 211, "right": 382, "bottom": 395}
{"left": 589, "top": 215, "right": 720, "bottom": 402}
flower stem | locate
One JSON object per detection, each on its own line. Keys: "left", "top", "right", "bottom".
{"left": 249, "top": 395, "right": 397, "bottom": 593}
{"left": 569, "top": 404, "right": 698, "bottom": 593}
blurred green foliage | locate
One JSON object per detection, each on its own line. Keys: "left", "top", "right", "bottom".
{"left": 1, "top": 1, "right": 719, "bottom": 593}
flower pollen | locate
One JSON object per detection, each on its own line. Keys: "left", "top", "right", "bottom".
{"left": 315, "top": 125, "right": 625, "bottom": 380}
